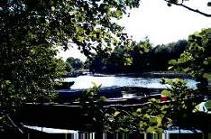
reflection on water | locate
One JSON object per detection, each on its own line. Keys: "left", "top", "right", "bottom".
{"left": 62, "top": 75, "right": 199, "bottom": 90}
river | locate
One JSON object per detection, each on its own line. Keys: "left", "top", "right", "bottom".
{"left": 62, "top": 75, "right": 199, "bottom": 90}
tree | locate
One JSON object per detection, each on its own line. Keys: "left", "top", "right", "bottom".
{"left": 169, "top": 28, "right": 211, "bottom": 78}
{"left": 88, "top": 38, "right": 188, "bottom": 73}
{"left": 0, "top": 0, "right": 141, "bottom": 54}
{"left": 1, "top": 0, "right": 209, "bottom": 133}
{"left": 149, "top": 40, "right": 188, "bottom": 71}
{"left": 88, "top": 38, "right": 152, "bottom": 73}
{"left": 65, "top": 57, "right": 84, "bottom": 72}
{"left": 0, "top": 0, "right": 142, "bottom": 115}
{"left": 0, "top": 44, "right": 66, "bottom": 113}
{"left": 168, "top": 28, "right": 211, "bottom": 98}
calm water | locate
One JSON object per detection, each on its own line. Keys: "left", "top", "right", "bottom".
{"left": 62, "top": 75, "right": 199, "bottom": 90}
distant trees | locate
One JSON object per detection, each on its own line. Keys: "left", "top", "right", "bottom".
{"left": 65, "top": 57, "right": 84, "bottom": 72}
{"left": 87, "top": 39, "right": 188, "bottom": 73}
{"left": 148, "top": 40, "right": 188, "bottom": 71}
{"left": 87, "top": 38, "right": 151, "bottom": 73}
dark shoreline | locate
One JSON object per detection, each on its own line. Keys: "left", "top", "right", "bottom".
{"left": 63, "top": 71, "right": 195, "bottom": 79}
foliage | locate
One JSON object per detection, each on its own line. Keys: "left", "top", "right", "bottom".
{"left": 88, "top": 38, "right": 152, "bottom": 73}
{"left": 0, "top": 0, "right": 143, "bottom": 115}
{"left": 0, "top": 0, "right": 141, "bottom": 55}
{"left": 160, "top": 78, "right": 197, "bottom": 112}
{"left": 160, "top": 78, "right": 202, "bottom": 129}
{"left": 77, "top": 79, "right": 198, "bottom": 133}
{"left": 104, "top": 98, "right": 168, "bottom": 133}
{"left": 148, "top": 40, "right": 188, "bottom": 71}
{"left": 169, "top": 28, "right": 211, "bottom": 78}
{"left": 0, "top": 42, "right": 66, "bottom": 113}
{"left": 88, "top": 39, "right": 187, "bottom": 73}
{"left": 1, "top": 0, "right": 209, "bottom": 133}
{"left": 113, "top": 78, "right": 198, "bottom": 133}
{"left": 77, "top": 84, "right": 106, "bottom": 131}
{"left": 65, "top": 57, "right": 84, "bottom": 72}
{"left": 161, "top": 90, "right": 171, "bottom": 97}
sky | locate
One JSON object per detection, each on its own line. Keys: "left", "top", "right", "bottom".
{"left": 57, "top": 0, "right": 211, "bottom": 61}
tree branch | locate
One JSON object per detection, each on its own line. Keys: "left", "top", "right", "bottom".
{"left": 6, "top": 114, "right": 24, "bottom": 134}
{"left": 164, "top": 0, "right": 211, "bottom": 17}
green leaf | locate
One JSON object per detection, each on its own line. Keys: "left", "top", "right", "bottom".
{"left": 161, "top": 90, "right": 171, "bottom": 97}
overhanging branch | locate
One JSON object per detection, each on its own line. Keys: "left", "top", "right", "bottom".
{"left": 164, "top": 0, "right": 211, "bottom": 17}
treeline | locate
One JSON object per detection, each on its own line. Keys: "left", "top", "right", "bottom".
{"left": 64, "top": 28, "right": 210, "bottom": 77}
{"left": 84, "top": 39, "right": 188, "bottom": 73}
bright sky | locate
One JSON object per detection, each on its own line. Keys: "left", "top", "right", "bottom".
{"left": 57, "top": 0, "right": 211, "bottom": 61}
{"left": 120, "top": 0, "right": 211, "bottom": 45}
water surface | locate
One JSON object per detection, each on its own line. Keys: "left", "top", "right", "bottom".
{"left": 62, "top": 75, "right": 198, "bottom": 90}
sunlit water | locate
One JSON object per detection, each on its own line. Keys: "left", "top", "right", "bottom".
{"left": 62, "top": 75, "right": 199, "bottom": 90}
